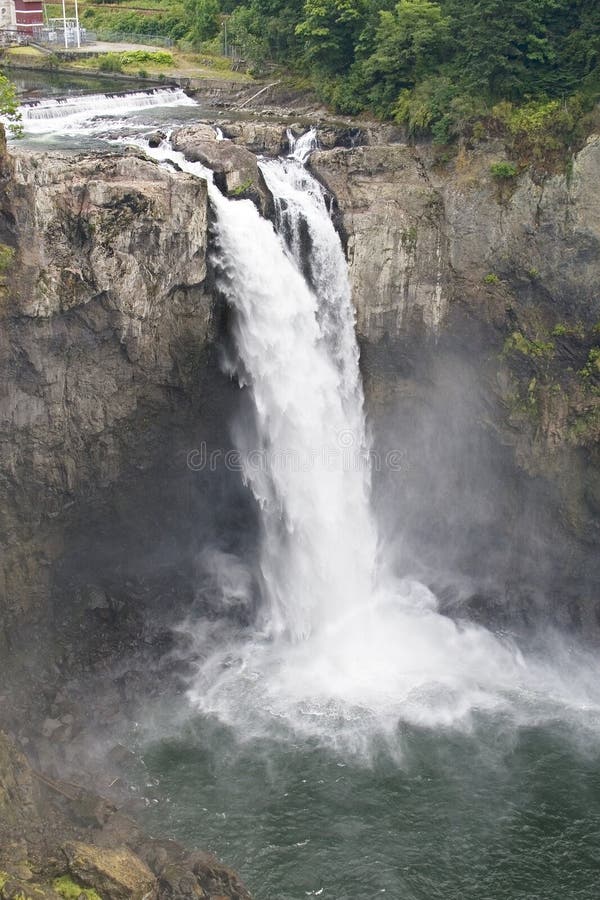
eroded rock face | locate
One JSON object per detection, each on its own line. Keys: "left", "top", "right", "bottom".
{"left": 172, "top": 125, "right": 274, "bottom": 218}
{"left": 312, "top": 135, "right": 600, "bottom": 631}
{"left": 311, "top": 144, "right": 449, "bottom": 340}
{"left": 0, "top": 146, "right": 220, "bottom": 632}
{"left": 311, "top": 136, "right": 600, "bottom": 343}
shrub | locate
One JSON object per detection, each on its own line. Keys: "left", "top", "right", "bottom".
{"left": 98, "top": 53, "right": 123, "bottom": 73}
{"left": 484, "top": 273, "right": 499, "bottom": 284}
{"left": 490, "top": 161, "right": 518, "bottom": 179}
{"left": 53, "top": 876, "right": 101, "bottom": 900}
{"left": 504, "top": 331, "right": 555, "bottom": 359}
{"left": 0, "top": 244, "right": 15, "bottom": 273}
{"left": 579, "top": 348, "right": 600, "bottom": 379}
{"left": 119, "top": 50, "right": 173, "bottom": 66}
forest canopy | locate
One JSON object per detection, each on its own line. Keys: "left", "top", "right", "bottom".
{"left": 192, "top": 0, "right": 600, "bottom": 142}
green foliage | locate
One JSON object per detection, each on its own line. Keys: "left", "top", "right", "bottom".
{"left": 579, "top": 348, "right": 600, "bottom": 379}
{"left": 296, "top": 0, "right": 370, "bottom": 75}
{"left": 78, "top": 0, "right": 600, "bottom": 145}
{"left": 230, "top": 178, "right": 254, "bottom": 194}
{"left": 394, "top": 75, "right": 484, "bottom": 142}
{"left": 551, "top": 321, "right": 585, "bottom": 338}
{"left": 504, "top": 330, "right": 555, "bottom": 360}
{"left": 357, "top": 0, "right": 451, "bottom": 117}
{"left": 81, "top": 5, "right": 188, "bottom": 40}
{"left": 0, "top": 74, "right": 22, "bottom": 138}
{"left": 492, "top": 94, "right": 590, "bottom": 164}
{"left": 483, "top": 273, "right": 499, "bottom": 284}
{"left": 53, "top": 876, "right": 102, "bottom": 900}
{"left": 225, "top": 5, "right": 271, "bottom": 69}
{"left": 119, "top": 50, "right": 174, "bottom": 65}
{"left": 568, "top": 407, "right": 600, "bottom": 445}
{"left": 0, "top": 244, "right": 15, "bottom": 274}
{"left": 490, "top": 161, "right": 518, "bottom": 178}
{"left": 186, "top": 0, "right": 221, "bottom": 44}
{"left": 98, "top": 52, "right": 123, "bottom": 73}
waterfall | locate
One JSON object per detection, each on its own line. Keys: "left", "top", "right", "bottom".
{"left": 136, "top": 135, "right": 541, "bottom": 743}
{"left": 29, "top": 91, "right": 598, "bottom": 744}
{"left": 142, "top": 137, "right": 377, "bottom": 641}
{"left": 218, "top": 154, "right": 379, "bottom": 642}
{"left": 287, "top": 126, "right": 319, "bottom": 163}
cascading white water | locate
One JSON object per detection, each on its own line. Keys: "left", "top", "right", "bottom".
{"left": 14, "top": 88, "right": 196, "bottom": 134}
{"left": 287, "top": 126, "right": 319, "bottom": 163}
{"left": 142, "top": 136, "right": 377, "bottom": 642}
{"left": 135, "top": 132, "right": 600, "bottom": 750}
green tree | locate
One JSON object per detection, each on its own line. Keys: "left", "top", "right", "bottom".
{"left": 442, "top": 0, "right": 558, "bottom": 100}
{"left": 360, "top": 0, "right": 450, "bottom": 116}
{"left": 296, "top": 0, "right": 370, "bottom": 74}
{"left": 0, "top": 74, "right": 22, "bottom": 138}
{"left": 186, "top": 0, "right": 221, "bottom": 44}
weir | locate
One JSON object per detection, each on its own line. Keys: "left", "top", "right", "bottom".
{"left": 14, "top": 87, "right": 195, "bottom": 131}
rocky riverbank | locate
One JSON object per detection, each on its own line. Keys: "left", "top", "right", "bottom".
{"left": 0, "top": 731, "right": 251, "bottom": 900}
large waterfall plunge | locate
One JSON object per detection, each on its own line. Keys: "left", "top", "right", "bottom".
{"left": 136, "top": 133, "right": 600, "bottom": 752}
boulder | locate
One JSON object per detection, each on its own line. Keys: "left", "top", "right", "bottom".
{"left": 218, "top": 121, "right": 288, "bottom": 156}
{"left": 172, "top": 125, "right": 274, "bottom": 219}
{"left": 63, "top": 842, "right": 155, "bottom": 900}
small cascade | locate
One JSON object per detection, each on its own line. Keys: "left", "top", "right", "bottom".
{"left": 287, "top": 126, "right": 318, "bottom": 163}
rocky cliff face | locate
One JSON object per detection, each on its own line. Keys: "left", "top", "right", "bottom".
{"left": 0, "top": 141, "right": 235, "bottom": 658}
{"left": 310, "top": 135, "right": 600, "bottom": 632}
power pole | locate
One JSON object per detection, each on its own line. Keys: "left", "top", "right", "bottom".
{"left": 74, "top": 0, "right": 80, "bottom": 47}
{"left": 61, "top": 0, "right": 67, "bottom": 47}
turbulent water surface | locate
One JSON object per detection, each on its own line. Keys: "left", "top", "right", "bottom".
{"left": 16, "top": 83, "right": 600, "bottom": 900}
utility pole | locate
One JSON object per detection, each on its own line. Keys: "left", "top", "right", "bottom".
{"left": 61, "top": 0, "right": 67, "bottom": 47}
{"left": 74, "top": 0, "right": 80, "bottom": 47}
{"left": 221, "top": 14, "right": 229, "bottom": 57}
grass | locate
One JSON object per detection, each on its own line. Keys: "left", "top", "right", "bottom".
{"left": 66, "top": 48, "right": 253, "bottom": 81}
{"left": 3, "top": 46, "right": 46, "bottom": 57}
{"left": 53, "top": 875, "right": 102, "bottom": 900}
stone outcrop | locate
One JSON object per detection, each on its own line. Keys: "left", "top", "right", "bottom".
{"left": 311, "top": 144, "right": 449, "bottom": 339}
{"left": 172, "top": 125, "right": 274, "bottom": 217}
